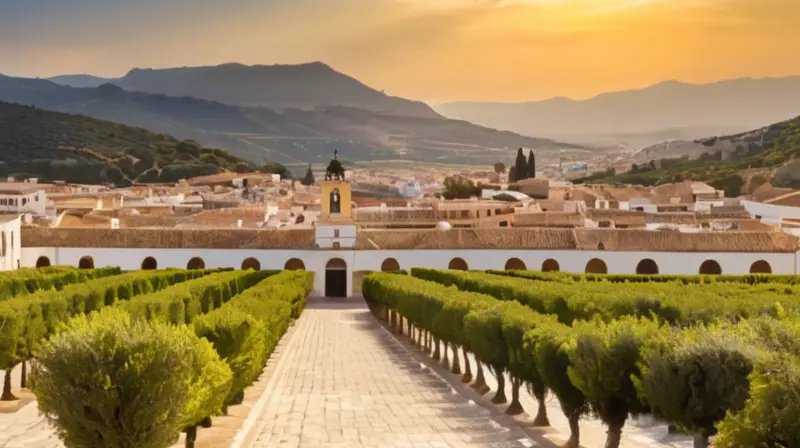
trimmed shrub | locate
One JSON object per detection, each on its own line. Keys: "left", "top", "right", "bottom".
{"left": 0, "top": 269, "right": 210, "bottom": 400}
{"left": 565, "top": 317, "right": 665, "bottom": 448}
{"left": 716, "top": 354, "right": 800, "bottom": 447}
{"left": 194, "top": 270, "right": 314, "bottom": 405}
{"left": 30, "top": 308, "right": 232, "bottom": 448}
{"left": 636, "top": 326, "right": 759, "bottom": 447}
{"left": 0, "top": 267, "right": 121, "bottom": 302}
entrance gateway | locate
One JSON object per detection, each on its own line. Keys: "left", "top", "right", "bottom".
{"left": 325, "top": 258, "right": 347, "bottom": 297}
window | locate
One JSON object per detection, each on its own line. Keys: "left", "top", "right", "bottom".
{"left": 461, "top": 210, "right": 469, "bottom": 219}
{"left": 334, "top": 229, "right": 340, "bottom": 238}
{"left": 332, "top": 242, "right": 341, "bottom": 249}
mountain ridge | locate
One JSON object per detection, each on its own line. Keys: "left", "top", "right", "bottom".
{"left": 435, "top": 76, "right": 800, "bottom": 146}
{"left": 47, "top": 62, "right": 441, "bottom": 119}
{"left": 0, "top": 74, "right": 588, "bottom": 166}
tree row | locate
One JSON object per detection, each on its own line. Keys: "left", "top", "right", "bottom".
{"left": 363, "top": 272, "right": 800, "bottom": 447}
{"left": 29, "top": 270, "right": 314, "bottom": 448}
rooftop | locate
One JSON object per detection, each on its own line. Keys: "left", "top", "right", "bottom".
{"left": 22, "top": 227, "right": 799, "bottom": 253}
{"left": 0, "top": 182, "right": 48, "bottom": 195}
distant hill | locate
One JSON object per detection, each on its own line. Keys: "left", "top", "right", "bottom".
{"left": 48, "top": 62, "right": 440, "bottom": 119}
{"left": 0, "top": 74, "right": 588, "bottom": 166}
{"left": 0, "top": 100, "right": 253, "bottom": 185}
{"left": 576, "top": 116, "right": 800, "bottom": 196}
{"left": 48, "top": 74, "right": 109, "bottom": 88}
{"left": 436, "top": 77, "right": 800, "bottom": 146}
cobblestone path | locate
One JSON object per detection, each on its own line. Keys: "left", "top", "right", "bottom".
{"left": 246, "top": 299, "right": 535, "bottom": 448}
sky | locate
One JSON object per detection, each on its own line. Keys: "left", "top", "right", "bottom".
{"left": 1, "top": 0, "right": 799, "bottom": 103}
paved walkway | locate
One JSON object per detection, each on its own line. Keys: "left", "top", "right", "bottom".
{"left": 244, "top": 299, "right": 535, "bottom": 448}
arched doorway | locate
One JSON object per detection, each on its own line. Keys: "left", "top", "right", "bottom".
{"left": 542, "top": 259, "right": 560, "bottom": 272}
{"left": 325, "top": 258, "right": 347, "bottom": 298}
{"left": 504, "top": 258, "right": 526, "bottom": 270}
{"left": 36, "top": 256, "right": 51, "bottom": 268}
{"left": 141, "top": 257, "right": 158, "bottom": 270}
{"left": 241, "top": 257, "right": 261, "bottom": 270}
{"left": 78, "top": 256, "right": 94, "bottom": 269}
{"left": 636, "top": 259, "right": 659, "bottom": 275}
{"left": 749, "top": 260, "right": 771, "bottom": 274}
{"left": 284, "top": 258, "right": 305, "bottom": 271}
{"left": 187, "top": 257, "right": 205, "bottom": 270}
{"left": 448, "top": 258, "right": 468, "bottom": 271}
{"left": 381, "top": 258, "right": 400, "bottom": 272}
{"left": 585, "top": 258, "right": 608, "bottom": 274}
{"left": 699, "top": 260, "right": 722, "bottom": 275}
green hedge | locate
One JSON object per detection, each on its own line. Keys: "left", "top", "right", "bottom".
{"left": 366, "top": 271, "right": 800, "bottom": 448}
{"left": 0, "top": 269, "right": 212, "bottom": 373}
{"left": 0, "top": 267, "right": 121, "bottom": 301}
{"left": 120, "top": 270, "right": 277, "bottom": 325}
{"left": 194, "top": 270, "right": 314, "bottom": 405}
{"left": 30, "top": 307, "right": 232, "bottom": 448}
{"left": 413, "top": 268, "right": 800, "bottom": 325}
{"left": 488, "top": 269, "right": 800, "bottom": 285}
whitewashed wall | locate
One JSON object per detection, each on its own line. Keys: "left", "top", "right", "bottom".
{"left": 21, "top": 245, "right": 799, "bottom": 297}
{"left": 0, "top": 217, "right": 21, "bottom": 271}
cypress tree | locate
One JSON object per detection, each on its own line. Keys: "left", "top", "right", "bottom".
{"left": 301, "top": 164, "right": 315, "bottom": 186}
{"left": 514, "top": 148, "right": 528, "bottom": 181}
{"left": 508, "top": 166, "right": 516, "bottom": 183}
{"left": 527, "top": 150, "right": 536, "bottom": 179}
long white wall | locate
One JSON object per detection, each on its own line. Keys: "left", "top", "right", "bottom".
{"left": 22, "top": 247, "right": 799, "bottom": 297}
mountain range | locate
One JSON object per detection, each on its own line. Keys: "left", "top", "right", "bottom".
{"left": 0, "top": 63, "right": 588, "bottom": 167}
{"left": 436, "top": 77, "right": 800, "bottom": 148}
{"left": 49, "top": 62, "right": 439, "bottom": 118}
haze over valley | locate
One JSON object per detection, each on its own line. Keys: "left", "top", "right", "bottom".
{"left": 436, "top": 76, "right": 800, "bottom": 150}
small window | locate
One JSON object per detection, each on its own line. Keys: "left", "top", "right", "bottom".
{"left": 332, "top": 242, "right": 341, "bottom": 249}
{"left": 334, "top": 229, "right": 340, "bottom": 238}
{"left": 461, "top": 210, "right": 469, "bottom": 219}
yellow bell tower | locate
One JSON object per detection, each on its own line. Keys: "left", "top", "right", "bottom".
{"left": 321, "top": 181, "right": 352, "bottom": 218}
{"left": 319, "top": 149, "right": 353, "bottom": 222}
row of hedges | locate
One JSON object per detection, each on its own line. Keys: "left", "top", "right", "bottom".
{"left": 363, "top": 272, "right": 800, "bottom": 448}
{"left": 120, "top": 270, "right": 277, "bottom": 326}
{"left": 488, "top": 269, "right": 800, "bottom": 285}
{"left": 413, "top": 268, "right": 800, "bottom": 325}
{"left": 0, "top": 267, "right": 122, "bottom": 301}
{"left": 29, "top": 270, "right": 315, "bottom": 448}
{"left": 0, "top": 268, "right": 217, "bottom": 401}
{"left": 194, "top": 270, "right": 314, "bottom": 405}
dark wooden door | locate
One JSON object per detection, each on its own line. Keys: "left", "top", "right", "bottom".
{"left": 325, "top": 269, "right": 347, "bottom": 297}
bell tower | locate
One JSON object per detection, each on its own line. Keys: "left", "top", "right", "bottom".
{"left": 320, "top": 149, "right": 352, "bottom": 219}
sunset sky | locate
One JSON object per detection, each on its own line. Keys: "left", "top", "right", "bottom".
{"left": 1, "top": 0, "right": 798, "bottom": 102}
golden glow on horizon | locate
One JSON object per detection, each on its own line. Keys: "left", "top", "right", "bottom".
{"left": 2, "top": 0, "right": 799, "bottom": 102}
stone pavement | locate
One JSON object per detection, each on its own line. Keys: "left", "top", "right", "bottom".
{"left": 0, "top": 365, "right": 62, "bottom": 448}
{"left": 242, "top": 298, "right": 536, "bottom": 448}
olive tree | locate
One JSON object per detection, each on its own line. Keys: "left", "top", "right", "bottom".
{"left": 716, "top": 353, "right": 800, "bottom": 447}
{"left": 566, "top": 317, "right": 662, "bottom": 448}
{"left": 500, "top": 302, "right": 555, "bottom": 423}
{"left": 526, "top": 320, "right": 588, "bottom": 448}
{"left": 465, "top": 305, "right": 508, "bottom": 404}
{"left": 636, "top": 326, "right": 757, "bottom": 448}
{"left": 30, "top": 308, "right": 232, "bottom": 448}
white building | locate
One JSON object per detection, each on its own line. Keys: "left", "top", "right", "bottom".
{"left": 19, "top": 224, "right": 798, "bottom": 298}
{"left": 0, "top": 182, "right": 47, "bottom": 216}
{"left": 0, "top": 215, "right": 22, "bottom": 271}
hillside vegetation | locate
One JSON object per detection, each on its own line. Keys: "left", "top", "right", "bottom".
{"left": 0, "top": 101, "right": 253, "bottom": 185}
{"left": 577, "top": 116, "right": 800, "bottom": 196}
